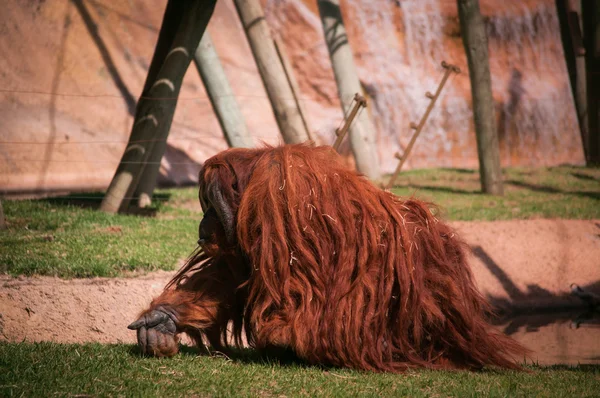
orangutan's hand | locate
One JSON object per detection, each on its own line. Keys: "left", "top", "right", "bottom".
{"left": 127, "top": 307, "right": 179, "bottom": 357}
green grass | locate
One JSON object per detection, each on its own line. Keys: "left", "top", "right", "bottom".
{"left": 0, "top": 189, "right": 202, "bottom": 278}
{"left": 389, "top": 166, "right": 599, "bottom": 221}
{"left": 1, "top": 168, "right": 599, "bottom": 395}
{"left": 0, "top": 343, "right": 598, "bottom": 397}
{"left": 1, "top": 166, "right": 598, "bottom": 278}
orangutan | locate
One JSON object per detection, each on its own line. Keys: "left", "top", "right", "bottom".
{"left": 128, "top": 144, "right": 526, "bottom": 371}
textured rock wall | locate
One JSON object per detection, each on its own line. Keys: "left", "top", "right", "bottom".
{"left": 0, "top": 0, "right": 585, "bottom": 192}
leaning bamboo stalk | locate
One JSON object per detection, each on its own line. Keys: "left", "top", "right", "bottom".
{"left": 101, "top": 0, "right": 216, "bottom": 213}
{"left": 318, "top": 0, "right": 381, "bottom": 180}
{"left": 194, "top": 31, "right": 253, "bottom": 149}
{"left": 233, "top": 0, "right": 309, "bottom": 144}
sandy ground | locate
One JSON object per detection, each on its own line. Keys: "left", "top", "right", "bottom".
{"left": 1, "top": 219, "right": 599, "bottom": 364}
{"left": 0, "top": 271, "right": 172, "bottom": 344}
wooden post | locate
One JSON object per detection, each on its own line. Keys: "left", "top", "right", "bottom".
{"left": 233, "top": 0, "right": 309, "bottom": 144}
{"left": 556, "top": 0, "right": 589, "bottom": 163}
{"left": 458, "top": 0, "right": 504, "bottom": 195}
{"left": 100, "top": 0, "right": 216, "bottom": 213}
{"left": 386, "top": 62, "right": 460, "bottom": 190}
{"left": 131, "top": 1, "right": 186, "bottom": 209}
{"left": 582, "top": 1, "right": 600, "bottom": 165}
{"left": 194, "top": 31, "right": 253, "bottom": 149}
{"left": 317, "top": 0, "right": 381, "bottom": 181}
{"left": 332, "top": 94, "right": 366, "bottom": 151}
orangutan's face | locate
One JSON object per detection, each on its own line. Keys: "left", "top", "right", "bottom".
{"left": 197, "top": 180, "right": 237, "bottom": 256}
{"left": 197, "top": 207, "right": 224, "bottom": 255}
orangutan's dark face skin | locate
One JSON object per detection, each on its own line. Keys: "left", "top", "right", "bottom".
{"left": 197, "top": 175, "right": 239, "bottom": 256}
{"left": 197, "top": 207, "right": 225, "bottom": 256}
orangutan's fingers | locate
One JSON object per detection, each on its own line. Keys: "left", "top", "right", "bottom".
{"left": 128, "top": 309, "right": 171, "bottom": 331}
{"left": 157, "top": 333, "right": 171, "bottom": 357}
{"left": 127, "top": 318, "right": 145, "bottom": 330}
{"left": 146, "top": 328, "right": 158, "bottom": 356}
{"left": 137, "top": 326, "right": 147, "bottom": 354}
{"left": 162, "top": 333, "right": 180, "bottom": 357}
{"left": 139, "top": 332, "right": 178, "bottom": 358}
{"left": 144, "top": 310, "right": 169, "bottom": 328}
{"left": 155, "top": 332, "right": 165, "bottom": 351}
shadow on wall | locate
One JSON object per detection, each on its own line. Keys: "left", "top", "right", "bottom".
{"left": 497, "top": 68, "right": 526, "bottom": 152}
{"left": 71, "top": 0, "right": 137, "bottom": 115}
{"left": 37, "top": 2, "right": 72, "bottom": 192}
{"left": 157, "top": 144, "right": 203, "bottom": 188}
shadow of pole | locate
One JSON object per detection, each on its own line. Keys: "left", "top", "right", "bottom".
{"left": 471, "top": 245, "right": 525, "bottom": 301}
{"left": 319, "top": 1, "right": 349, "bottom": 56}
{"left": 71, "top": 0, "right": 137, "bottom": 116}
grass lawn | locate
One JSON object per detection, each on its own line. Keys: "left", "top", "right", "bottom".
{"left": 1, "top": 166, "right": 598, "bottom": 278}
{"left": 0, "top": 189, "right": 201, "bottom": 278}
{"left": 1, "top": 343, "right": 598, "bottom": 397}
{"left": 1, "top": 166, "right": 599, "bottom": 397}
{"left": 388, "top": 166, "right": 600, "bottom": 221}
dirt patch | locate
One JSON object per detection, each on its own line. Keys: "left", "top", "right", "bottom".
{"left": 1, "top": 220, "right": 599, "bottom": 349}
{"left": 0, "top": 271, "right": 173, "bottom": 344}
{"left": 456, "top": 219, "right": 600, "bottom": 312}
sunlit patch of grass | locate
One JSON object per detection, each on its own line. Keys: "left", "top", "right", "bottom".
{"left": 0, "top": 193, "right": 200, "bottom": 278}
{"left": 388, "top": 166, "right": 599, "bottom": 221}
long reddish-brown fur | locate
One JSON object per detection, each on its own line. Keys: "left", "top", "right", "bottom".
{"left": 143, "top": 143, "right": 527, "bottom": 371}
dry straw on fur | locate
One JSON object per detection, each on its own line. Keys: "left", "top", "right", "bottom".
{"left": 146, "top": 144, "right": 526, "bottom": 371}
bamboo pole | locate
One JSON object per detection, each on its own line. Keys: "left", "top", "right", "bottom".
{"left": 318, "top": 0, "right": 381, "bottom": 180}
{"left": 556, "top": 0, "right": 589, "bottom": 163}
{"left": 194, "top": 31, "right": 253, "bottom": 149}
{"left": 100, "top": 0, "right": 216, "bottom": 213}
{"left": 582, "top": 1, "right": 600, "bottom": 165}
{"left": 386, "top": 61, "right": 460, "bottom": 190}
{"left": 233, "top": 0, "right": 309, "bottom": 144}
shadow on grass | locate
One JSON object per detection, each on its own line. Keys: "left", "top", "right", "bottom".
{"left": 125, "top": 343, "right": 600, "bottom": 373}
{"left": 41, "top": 192, "right": 172, "bottom": 217}
{"left": 438, "top": 168, "right": 477, "bottom": 174}
{"left": 538, "top": 364, "right": 600, "bottom": 373}
{"left": 127, "top": 343, "right": 320, "bottom": 369}
{"left": 506, "top": 180, "right": 600, "bottom": 200}
{"left": 402, "top": 184, "right": 482, "bottom": 195}
{"left": 570, "top": 172, "right": 600, "bottom": 182}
